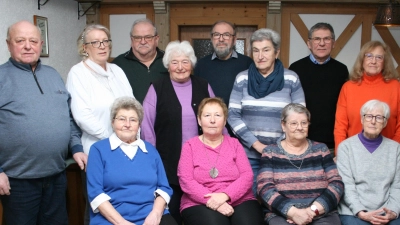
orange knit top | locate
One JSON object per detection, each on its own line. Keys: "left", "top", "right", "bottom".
{"left": 334, "top": 73, "right": 400, "bottom": 153}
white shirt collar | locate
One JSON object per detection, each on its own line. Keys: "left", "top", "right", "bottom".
{"left": 109, "top": 133, "right": 147, "bottom": 159}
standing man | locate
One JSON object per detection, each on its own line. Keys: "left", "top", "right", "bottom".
{"left": 113, "top": 18, "right": 168, "bottom": 103}
{"left": 195, "top": 20, "right": 253, "bottom": 135}
{"left": 289, "top": 22, "right": 348, "bottom": 152}
{"left": 0, "top": 20, "right": 87, "bottom": 225}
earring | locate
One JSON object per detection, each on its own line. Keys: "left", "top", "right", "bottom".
{"left": 83, "top": 51, "right": 88, "bottom": 57}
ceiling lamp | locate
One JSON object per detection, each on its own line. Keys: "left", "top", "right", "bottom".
{"left": 374, "top": 0, "right": 400, "bottom": 26}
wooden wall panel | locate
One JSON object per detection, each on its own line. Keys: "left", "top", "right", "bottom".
{"left": 281, "top": 3, "right": 379, "bottom": 67}
{"left": 169, "top": 3, "right": 267, "bottom": 41}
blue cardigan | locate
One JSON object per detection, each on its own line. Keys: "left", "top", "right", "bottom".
{"left": 87, "top": 138, "right": 172, "bottom": 225}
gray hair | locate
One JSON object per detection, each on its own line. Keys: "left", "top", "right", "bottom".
{"left": 250, "top": 28, "right": 280, "bottom": 53}
{"left": 162, "top": 40, "right": 197, "bottom": 68}
{"left": 110, "top": 97, "right": 144, "bottom": 125}
{"left": 360, "top": 100, "right": 390, "bottom": 123}
{"left": 210, "top": 20, "right": 237, "bottom": 36}
{"left": 77, "top": 24, "right": 112, "bottom": 60}
{"left": 130, "top": 18, "right": 157, "bottom": 36}
{"left": 6, "top": 21, "right": 41, "bottom": 41}
{"left": 281, "top": 103, "right": 311, "bottom": 122}
{"left": 308, "top": 22, "right": 335, "bottom": 40}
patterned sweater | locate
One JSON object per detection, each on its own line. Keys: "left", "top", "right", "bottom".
{"left": 257, "top": 136, "right": 344, "bottom": 222}
{"left": 228, "top": 69, "right": 305, "bottom": 159}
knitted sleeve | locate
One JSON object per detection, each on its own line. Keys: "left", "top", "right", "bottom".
{"left": 141, "top": 85, "right": 157, "bottom": 146}
{"left": 314, "top": 145, "right": 344, "bottom": 213}
{"left": 257, "top": 147, "right": 293, "bottom": 217}
{"left": 227, "top": 73, "right": 259, "bottom": 148}
{"left": 222, "top": 137, "right": 253, "bottom": 205}
{"left": 178, "top": 140, "right": 212, "bottom": 205}
{"left": 336, "top": 140, "right": 366, "bottom": 215}
{"left": 334, "top": 82, "right": 350, "bottom": 152}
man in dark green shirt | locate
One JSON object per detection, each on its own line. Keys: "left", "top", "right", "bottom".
{"left": 113, "top": 18, "right": 168, "bottom": 103}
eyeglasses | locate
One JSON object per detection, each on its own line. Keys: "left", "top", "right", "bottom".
{"left": 309, "top": 37, "right": 333, "bottom": 44}
{"left": 363, "top": 114, "right": 386, "bottom": 123}
{"left": 114, "top": 116, "right": 138, "bottom": 124}
{"left": 286, "top": 121, "right": 310, "bottom": 129}
{"left": 364, "top": 53, "right": 384, "bottom": 62}
{"left": 131, "top": 35, "right": 157, "bottom": 42}
{"left": 211, "top": 32, "right": 235, "bottom": 40}
{"left": 84, "top": 40, "right": 112, "bottom": 48}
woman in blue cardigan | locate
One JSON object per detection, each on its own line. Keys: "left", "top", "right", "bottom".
{"left": 86, "top": 96, "right": 177, "bottom": 225}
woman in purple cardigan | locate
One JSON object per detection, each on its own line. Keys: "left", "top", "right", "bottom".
{"left": 141, "top": 40, "right": 215, "bottom": 225}
{"left": 178, "top": 97, "right": 263, "bottom": 225}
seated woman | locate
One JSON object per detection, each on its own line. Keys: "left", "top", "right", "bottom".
{"left": 86, "top": 96, "right": 177, "bottom": 225}
{"left": 257, "top": 103, "right": 343, "bottom": 225}
{"left": 178, "top": 97, "right": 264, "bottom": 225}
{"left": 337, "top": 100, "right": 400, "bottom": 225}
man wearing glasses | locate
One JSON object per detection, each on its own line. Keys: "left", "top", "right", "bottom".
{"left": 195, "top": 20, "right": 252, "bottom": 136}
{"left": 289, "top": 22, "right": 348, "bottom": 155}
{"left": 113, "top": 18, "right": 168, "bottom": 103}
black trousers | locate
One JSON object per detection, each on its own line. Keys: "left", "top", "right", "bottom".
{"left": 160, "top": 214, "right": 179, "bottom": 225}
{"left": 182, "top": 200, "right": 264, "bottom": 225}
{"left": 169, "top": 184, "right": 183, "bottom": 225}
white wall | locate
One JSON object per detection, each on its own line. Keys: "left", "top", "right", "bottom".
{"left": 289, "top": 14, "right": 400, "bottom": 70}
{"left": 0, "top": 0, "right": 86, "bottom": 81}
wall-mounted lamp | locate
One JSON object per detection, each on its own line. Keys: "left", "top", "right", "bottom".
{"left": 374, "top": 0, "right": 400, "bottom": 26}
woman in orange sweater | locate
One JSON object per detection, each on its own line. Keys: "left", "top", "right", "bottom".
{"left": 334, "top": 41, "right": 400, "bottom": 153}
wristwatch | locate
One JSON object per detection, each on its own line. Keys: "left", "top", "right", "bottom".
{"left": 311, "top": 205, "right": 320, "bottom": 216}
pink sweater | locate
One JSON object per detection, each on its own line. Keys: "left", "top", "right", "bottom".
{"left": 178, "top": 135, "right": 255, "bottom": 211}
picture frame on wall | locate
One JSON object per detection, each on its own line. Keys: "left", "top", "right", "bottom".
{"left": 33, "top": 15, "right": 49, "bottom": 57}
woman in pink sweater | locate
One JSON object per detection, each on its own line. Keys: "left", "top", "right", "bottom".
{"left": 178, "top": 97, "right": 263, "bottom": 225}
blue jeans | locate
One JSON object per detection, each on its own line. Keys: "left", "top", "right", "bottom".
{"left": 340, "top": 215, "right": 400, "bottom": 225}
{"left": 248, "top": 158, "right": 260, "bottom": 197}
{"left": 0, "top": 171, "right": 68, "bottom": 225}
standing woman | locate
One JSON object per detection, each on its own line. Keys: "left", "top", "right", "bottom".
{"left": 334, "top": 41, "right": 400, "bottom": 152}
{"left": 228, "top": 28, "right": 305, "bottom": 195}
{"left": 141, "top": 40, "right": 216, "bottom": 224}
{"left": 66, "top": 24, "right": 134, "bottom": 225}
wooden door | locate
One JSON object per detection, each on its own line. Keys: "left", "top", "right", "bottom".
{"left": 170, "top": 3, "right": 267, "bottom": 58}
{"left": 180, "top": 26, "right": 257, "bottom": 59}
{"left": 99, "top": 4, "right": 155, "bottom": 61}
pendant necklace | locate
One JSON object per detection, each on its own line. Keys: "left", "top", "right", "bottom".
{"left": 202, "top": 135, "right": 223, "bottom": 179}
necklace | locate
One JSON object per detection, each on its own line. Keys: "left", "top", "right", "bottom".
{"left": 282, "top": 140, "right": 307, "bottom": 170}
{"left": 202, "top": 135, "right": 223, "bottom": 179}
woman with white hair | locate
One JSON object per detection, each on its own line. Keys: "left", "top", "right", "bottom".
{"left": 228, "top": 28, "right": 305, "bottom": 195}
{"left": 66, "top": 24, "right": 134, "bottom": 225}
{"left": 337, "top": 99, "right": 400, "bottom": 225}
{"left": 141, "top": 40, "right": 216, "bottom": 224}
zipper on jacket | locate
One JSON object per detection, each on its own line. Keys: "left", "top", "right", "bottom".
{"left": 32, "top": 66, "right": 44, "bottom": 94}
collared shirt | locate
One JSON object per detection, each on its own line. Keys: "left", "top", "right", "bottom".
{"left": 211, "top": 50, "right": 238, "bottom": 60}
{"left": 109, "top": 133, "right": 147, "bottom": 160}
{"left": 309, "top": 54, "right": 331, "bottom": 65}
{"left": 90, "top": 133, "right": 170, "bottom": 213}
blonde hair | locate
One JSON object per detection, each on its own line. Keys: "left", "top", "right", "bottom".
{"left": 350, "top": 41, "right": 398, "bottom": 82}
{"left": 77, "top": 24, "right": 112, "bottom": 60}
